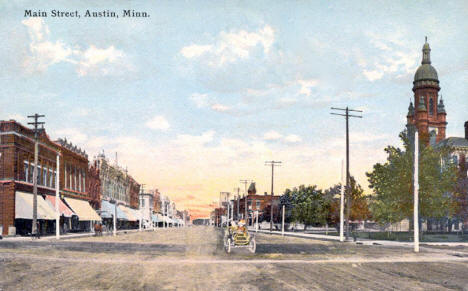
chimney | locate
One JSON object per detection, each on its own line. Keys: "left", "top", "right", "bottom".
{"left": 465, "top": 121, "right": 468, "bottom": 140}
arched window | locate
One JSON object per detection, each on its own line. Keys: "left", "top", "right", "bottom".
{"left": 429, "top": 98, "right": 434, "bottom": 115}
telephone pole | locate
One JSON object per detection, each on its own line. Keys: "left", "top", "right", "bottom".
{"left": 265, "top": 161, "right": 281, "bottom": 232}
{"left": 234, "top": 187, "right": 240, "bottom": 220}
{"left": 240, "top": 179, "right": 250, "bottom": 221}
{"left": 220, "top": 192, "right": 230, "bottom": 224}
{"left": 28, "top": 113, "right": 45, "bottom": 236}
{"left": 330, "top": 106, "right": 362, "bottom": 240}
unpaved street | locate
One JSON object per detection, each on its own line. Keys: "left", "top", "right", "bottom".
{"left": 1, "top": 226, "right": 468, "bottom": 290}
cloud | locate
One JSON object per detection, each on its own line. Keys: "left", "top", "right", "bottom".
{"left": 284, "top": 134, "right": 302, "bottom": 143}
{"left": 180, "top": 25, "right": 275, "bottom": 66}
{"left": 180, "top": 44, "right": 212, "bottom": 58}
{"left": 263, "top": 130, "right": 283, "bottom": 141}
{"left": 210, "top": 103, "right": 231, "bottom": 112}
{"left": 297, "top": 79, "right": 319, "bottom": 96}
{"left": 360, "top": 31, "right": 419, "bottom": 82}
{"left": 77, "top": 45, "right": 128, "bottom": 76}
{"left": 22, "top": 18, "right": 130, "bottom": 76}
{"left": 53, "top": 128, "right": 88, "bottom": 144}
{"left": 263, "top": 131, "right": 303, "bottom": 144}
{"left": 22, "top": 18, "right": 73, "bottom": 72}
{"left": 190, "top": 93, "right": 209, "bottom": 108}
{"left": 145, "top": 115, "right": 170, "bottom": 131}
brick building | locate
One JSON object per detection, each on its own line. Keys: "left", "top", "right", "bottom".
{"left": 232, "top": 183, "right": 280, "bottom": 225}
{"left": 406, "top": 38, "right": 447, "bottom": 144}
{"left": 0, "top": 120, "right": 100, "bottom": 236}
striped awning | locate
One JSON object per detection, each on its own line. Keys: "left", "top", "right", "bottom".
{"left": 44, "top": 195, "right": 75, "bottom": 217}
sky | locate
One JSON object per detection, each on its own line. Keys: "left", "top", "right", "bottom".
{"left": 1, "top": 1, "right": 467, "bottom": 219}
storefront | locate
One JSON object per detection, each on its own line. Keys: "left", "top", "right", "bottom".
{"left": 44, "top": 195, "right": 75, "bottom": 234}
{"left": 14, "top": 191, "right": 56, "bottom": 236}
{"left": 63, "top": 197, "right": 101, "bottom": 232}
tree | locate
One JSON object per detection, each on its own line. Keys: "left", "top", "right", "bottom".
{"left": 324, "top": 177, "right": 371, "bottom": 226}
{"left": 281, "top": 185, "right": 329, "bottom": 228}
{"left": 366, "top": 130, "right": 458, "bottom": 226}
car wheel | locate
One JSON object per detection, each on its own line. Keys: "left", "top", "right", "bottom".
{"left": 249, "top": 238, "right": 256, "bottom": 253}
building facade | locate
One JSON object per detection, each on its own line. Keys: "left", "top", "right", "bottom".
{"left": 406, "top": 38, "right": 447, "bottom": 144}
{"left": 0, "top": 120, "right": 101, "bottom": 236}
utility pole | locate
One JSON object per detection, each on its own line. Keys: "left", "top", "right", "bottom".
{"left": 234, "top": 187, "right": 240, "bottom": 220}
{"left": 331, "top": 107, "right": 362, "bottom": 240}
{"left": 28, "top": 114, "right": 45, "bottom": 236}
{"left": 240, "top": 179, "right": 250, "bottom": 222}
{"left": 414, "top": 131, "right": 419, "bottom": 252}
{"left": 55, "top": 151, "right": 61, "bottom": 240}
{"left": 220, "top": 192, "right": 230, "bottom": 225}
{"left": 139, "top": 184, "right": 145, "bottom": 231}
{"left": 340, "top": 159, "right": 344, "bottom": 242}
{"left": 265, "top": 161, "right": 281, "bottom": 232}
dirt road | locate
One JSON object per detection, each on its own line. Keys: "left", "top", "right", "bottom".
{"left": 1, "top": 226, "right": 468, "bottom": 290}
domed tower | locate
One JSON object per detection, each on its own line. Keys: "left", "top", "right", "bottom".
{"left": 407, "top": 37, "right": 447, "bottom": 144}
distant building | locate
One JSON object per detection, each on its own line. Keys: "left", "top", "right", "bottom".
{"left": 232, "top": 182, "right": 281, "bottom": 225}
{"left": 139, "top": 192, "right": 153, "bottom": 228}
{"left": 94, "top": 152, "right": 140, "bottom": 228}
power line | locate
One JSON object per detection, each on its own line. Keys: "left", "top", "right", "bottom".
{"left": 265, "top": 161, "right": 281, "bottom": 232}
{"left": 330, "top": 106, "right": 362, "bottom": 240}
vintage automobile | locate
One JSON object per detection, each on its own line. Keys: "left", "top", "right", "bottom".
{"left": 223, "top": 220, "right": 256, "bottom": 254}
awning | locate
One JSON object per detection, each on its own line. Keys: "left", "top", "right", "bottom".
{"left": 64, "top": 197, "right": 101, "bottom": 221}
{"left": 130, "top": 207, "right": 141, "bottom": 220}
{"left": 120, "top": 206, "right": 137, "bottom": 221}
{"left": 44, "top": 195, "right": 75, "bottom": 217}
{"left": 151, "top": 214, "right": 160, "bottom": 223}
{"left": 15, "top": 191, "right": 56, "bottom": 220}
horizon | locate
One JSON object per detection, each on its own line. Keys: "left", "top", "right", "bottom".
{"left": 1, "top": 1, "right": 467, "bottom": 219}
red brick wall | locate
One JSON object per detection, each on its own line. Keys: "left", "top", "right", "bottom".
{"left": 87, "top": 162, "right": 101, "bottom": 209}
{"left": 0, "top": 182, "right": 15, "bottom": 236}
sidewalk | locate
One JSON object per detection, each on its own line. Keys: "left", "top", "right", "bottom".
{"left": 1, "top": 227, "right": 173, "bottom": 242}
{"left": 249, "top": 228, "right": 468, "bottom": 248}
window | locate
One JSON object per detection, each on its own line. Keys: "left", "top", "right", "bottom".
{"left": 78, "top": 169, "right": 82, "bottom": 192}
{"left": 28, "top": 162, "right": 34, "bottom": 183}
{"left": 429, "top": 98, "right": 434, "bottom": 115}
{"left": 37, "top": 165, "right": 41, "bottom": 185}
{"left": 49, "top": 168, "right": 53, "bottom": 187}
{"left": 256, "top": 201, "right": 261, "bottom": 209}
{"left": 23, "top": 161, "right": 29, "bottom": 182}
{"left": 74, "top": 166, "right": 77, "bottom": 191}
{"left": 43, "top": 167, "right": 48, "bottom": 186}
{"left": 248, "top": 199, "right": 252, "bottom": 210}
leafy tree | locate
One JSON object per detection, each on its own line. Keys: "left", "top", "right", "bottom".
{"left": 281, "top": 185, "right": 329, "bottom": 227}
{"left": 366, "top": 130, "right": 458, "bottom": 226}
{"left": 324, "top": 177, "right": 371, "bottom": 226}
